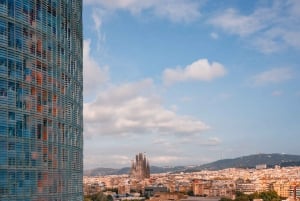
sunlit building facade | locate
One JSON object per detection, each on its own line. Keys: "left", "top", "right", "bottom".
{"left": 0, "top": 0, "right": 83, "bottom": 200}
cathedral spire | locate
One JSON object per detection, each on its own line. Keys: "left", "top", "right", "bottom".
{"left": 129, "top": 153, "right": 150, "bottom": 179}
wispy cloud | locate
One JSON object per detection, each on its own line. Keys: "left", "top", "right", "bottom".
{"left": 84, "top": 154, "right": 131, "bottom": 169}
{"left": 152, "top": 1, "right": 200, "bottom": 23}
{"left": 163, "top": 59, "right": 226, "bottom": 86}
{"left": 83, "top": 39, "right": 109, "bottom": 99}
{"left": 272, "top": 90, "right": 283, "bottom": 96}
{"left": 209, "top": 8, "right": 264, "bottom": 36}
{"left": 204, "top": 137, "right": 222, "bottom": 146}
{"left": 84, "top": 0, "right": 201, "bottom": 22}
{"left": 151, "top": 138, "right": 180, "bottom": 154}
{"left": 150, "top": 155, "right": 184, "bottom": 164}
{"left": 210, "top": 32, "right": 219, "bottom": 40}
{"left": 180, "top": 96, "right": 193, "bottom": 103}
{"left": 152, "top": 138, "right": 173, "bottom": 147}
{"left": 180, "top": 136, "right": 222, "bottom": 146}
{"left": 208, "top": 0, "right": 300, "bottom": 53}
{"left": 91, "top": 8, "right": 107, "bottom": 51}
{"left": 250, "top": 67, "right": 293, "bottom": 86}
{"left": 84, "top": 79, "right": 209, "bottom": 137}
{"left": 92, "top": 8, "right": 103, "bottom": 32}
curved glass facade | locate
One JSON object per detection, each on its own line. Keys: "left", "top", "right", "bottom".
{"left": 0, "top": 0, "right": 83, "bottom": 200}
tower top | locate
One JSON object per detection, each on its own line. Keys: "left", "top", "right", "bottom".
{"left": 129, "top": 153, "right": 150, "bottom": 179}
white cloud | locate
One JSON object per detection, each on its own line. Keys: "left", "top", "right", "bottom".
{"left": 150, "top": 155, "right": 183, "bottom": 164}
{"left": 153, "top": 1, "right": 200, "bottom": 22}
{"left": 209, "top": 8, "right": 263, "bottom": 36}
{"left": 250, "top": 68, "right": 293, "bottom": 86}
{"left": 210, "top": 32, "right": 219, "bottom": 40}
{"left": 83, "top": 39, "right": 109, "bottom": 98}
{"left": 149, "top": 154, "right": 216, "bottom": 166}
{"left": 84, "top": 154, "right": 131, "bottom": 169}
{"left": 253, "top": 35, "right": 281, "bottom": 54}
{"left": 151, "top": 138, "right": 179, "bottom": 154}
{"left": 110, "top": 155, "right": 132, "bottom": 165}
{"left": 84, "top": 79, "right": 209, "bottom": 137}
{"left": 208, "top": 0, "right": 300, "bottom": 53}
{"left": 91, "top": 8, "right": 107, "bottom": 53}
{"left": 163, "top": 59, "right": 226, "bottom": 86}
{"left": 84, "top": 155, "right": 103, "bottom": 169}
{"left": 152, "top": 138, "right": 172, "bottom": 147}
{"left": 84, "top": 0, "right": 201, "bottom": 22}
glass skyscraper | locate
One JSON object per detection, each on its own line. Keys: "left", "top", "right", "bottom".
{"left": 0, "top": 0, "right": 83, "bottom": 200}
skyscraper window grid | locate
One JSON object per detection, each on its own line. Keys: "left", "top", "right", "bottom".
{"left": 0, "top": 0, "right": 83, "bottom": 200}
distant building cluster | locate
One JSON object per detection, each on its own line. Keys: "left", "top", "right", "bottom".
{"left": 130, "top": 153, "right": 150, "bottom": 180}
{"left": 84, "top": 166, "right": 300, "bottom": 201}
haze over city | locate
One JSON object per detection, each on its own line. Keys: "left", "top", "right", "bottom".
{"left": 82, "top": 0, "right": 300, "bottom": 170}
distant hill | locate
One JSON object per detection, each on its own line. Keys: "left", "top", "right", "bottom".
{"left": 84, "top": 167, "right": 118, "bottom": 176}
{"left": 84, "top": 153, "right": 300, "bottom": 176}
{"left": 185, "top": 153, "right": 300, "bottom": 172}
{"left": 84, "top": 166, "right": 186, "bottom": 177}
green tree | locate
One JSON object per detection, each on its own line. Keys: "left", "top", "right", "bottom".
{"left": 259, "top": 191, "right": 280, "bottom": 201}
{"left": 84, "top": 192, "right": 108, "bottom": 201}
{"left": 187, "top": 190, "right": 194, "bottom": 196}
{"left": 222, "top": 190, "right": 281, "bottom": 201}
{"left": 219, "top": 197, "right": 234, "bottom": 201}
{"left": 248, "top": 191, "right": 260, "bottom": 201}
{"left": 235, "top": 191, "right": 249, "bottom": 201}
{"left": 107, "top": 195, "right": 114, "bottom": 201}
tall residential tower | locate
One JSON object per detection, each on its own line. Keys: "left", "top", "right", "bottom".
{"left": 0, "top": 0, "right": 83, "bottom": 200}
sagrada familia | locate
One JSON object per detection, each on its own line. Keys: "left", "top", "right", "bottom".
{"left": 129, "top": 153, "right": 150, "bottom": 180}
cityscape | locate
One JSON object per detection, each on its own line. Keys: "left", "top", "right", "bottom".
{"left": 83, "top": 153, "right": 300, "bottom": 201}
{"left": 1, "top": 0, "right": 300, "bottom": 201}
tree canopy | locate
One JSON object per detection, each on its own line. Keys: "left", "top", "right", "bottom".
{"left": 84, "top": 192, "right": 109, "bottom": 201}
{"left": 220, "top": 191, "right": 281, "bottom": 201}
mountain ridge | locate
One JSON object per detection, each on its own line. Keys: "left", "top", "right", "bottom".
{"left": 84, "top": 153, "right": 300, "bottom": 176}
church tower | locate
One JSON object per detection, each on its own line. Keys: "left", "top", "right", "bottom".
{"left": 129, "top": 153, "right": 150, "bottom": 179}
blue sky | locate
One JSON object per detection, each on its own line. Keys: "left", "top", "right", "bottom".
{"left": 82, "top": 0, "right": 300, "bottom": 169}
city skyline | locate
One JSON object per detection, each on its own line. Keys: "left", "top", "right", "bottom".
{"left": 83, "top": 0, "right": 300, "bottom": 169}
